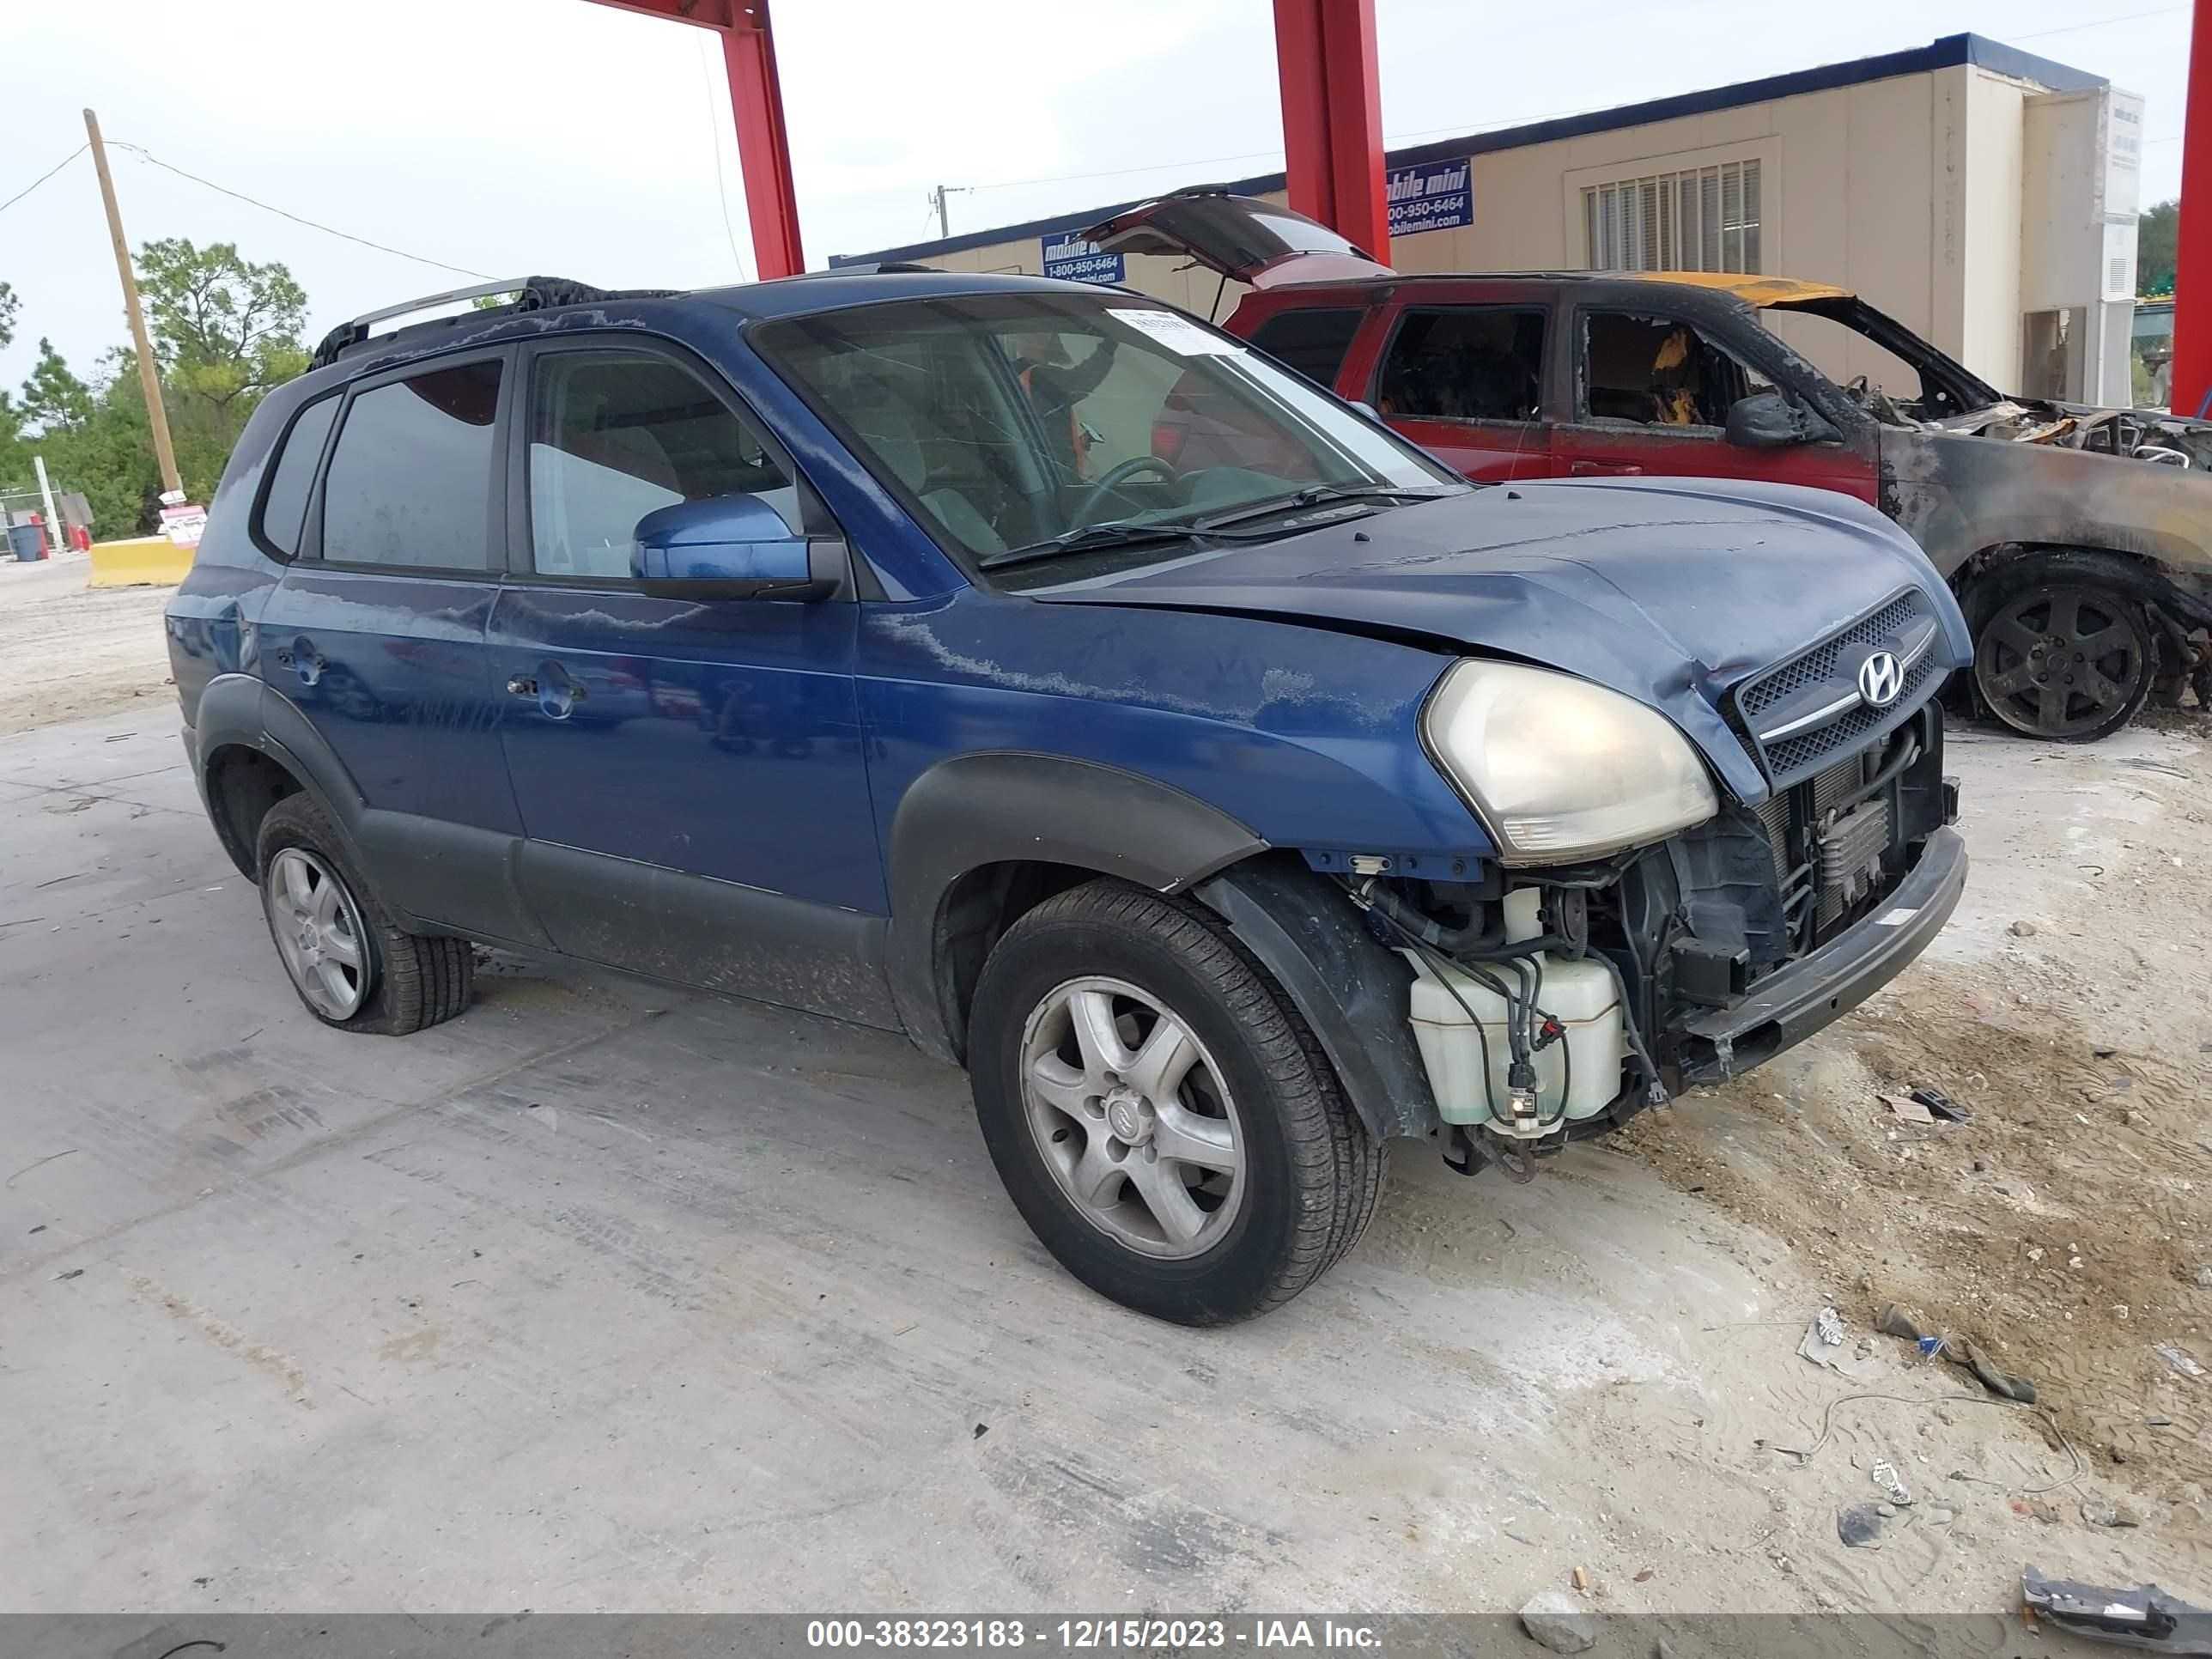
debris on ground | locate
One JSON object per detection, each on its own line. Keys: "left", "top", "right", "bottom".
{"left": 1837, "top": 1504, "right": 1887, "bottom": 1548}
{"left": 2193, "top": 1266, "right": 2212, "bottom": 1291}
{"left": 1517, "top": 1589, "right": 1597, "bottom": 1654}
{"left": 1882, "top": 1092, "right": 1936, "bottom": 1124}
{"left": 2021, "top": 1566, "right": 2212, "bottom": 1655}
{"left": 1871, "top": 1460, "right": 1913, "bottom": 1505}
{"left": 1874, "top": 1303, "right": 2036, "bottom": 1401}
{"left": 2080, "top": 1499, "right": 2143, "bottom": 1528}
{"left": 1570, "top": 1565, "right": 1589, "bottom": 1593}
{"left": 1877, "top": 1302, "right": 1948, "bottom": 1358}
{"left": 2008, "top": 920, "right": 2039, "bottom": 938}
{"left": 2154, "top": 1344, "right": 2206, "bottom": 1381}
{"left": 1798, "top": 1306, "right": 1871, "bottom": 1376}
{"left": 1960, "top": 1340, "right": 2038, "bottom": 1404}
{"left": 1911, "top": 1085, "right": 1971, "bottom": 1122}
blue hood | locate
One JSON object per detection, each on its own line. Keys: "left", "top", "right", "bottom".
{"left": 1030, "top": 476, "right": 1972, "bottom": 804}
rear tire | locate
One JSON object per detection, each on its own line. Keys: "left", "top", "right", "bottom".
{"left": 968, "top": 878, "right": 1382, "bottom": 1325}
{"left": 1969, "top": 555, "right": 2155, "bottom": 742}
{"left": 254, "top": 793, "right": 472, "bottom": 1035}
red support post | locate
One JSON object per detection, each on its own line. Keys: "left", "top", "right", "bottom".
{"left": 721, "top": 0, "right": 805, "bottom": 278}
{"left": 578, "top": 0, "right": 805, "bottom": 278}
{"left": 2172, "top": 0, "right": 2212, "bottom": 416}
{"left": 1272, "top": 0, "right": 1390, "bottom": 260}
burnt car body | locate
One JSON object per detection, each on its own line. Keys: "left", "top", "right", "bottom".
{"left": 1089, "top": 189, "right": 2212, "bottom": 741}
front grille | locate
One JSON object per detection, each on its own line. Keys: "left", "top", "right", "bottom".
{"left": 1733, "top": 589, "right": 1942, "bottom": 787}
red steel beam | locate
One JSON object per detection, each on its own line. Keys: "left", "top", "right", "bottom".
{"left": 2173, "top": 0, "right": 2212, "bottom": 415}
{"left": 579, "top": 0, "right": 805, "bottom": 278}
{"left": 1271, "top": 0, "right": 1390, "bottom": 259}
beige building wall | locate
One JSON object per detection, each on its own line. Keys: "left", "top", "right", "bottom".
{"left": 915, "top": 62, "right": 2106, "bottom": 399}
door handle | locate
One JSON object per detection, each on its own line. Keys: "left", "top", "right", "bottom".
{"left": 1569, "top": 460, "right": 1644, "bottom": 477}
{"left": 279, "top": 637, "right": 326, "bottom": 684}
{"left": 514, "top": 665, "right": 586, "bottom": 718}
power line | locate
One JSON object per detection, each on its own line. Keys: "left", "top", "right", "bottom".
{"left": 2004, "top": 4, "right": 2184, "bottom": 42}
{"left": 0, "top": 145, "right": 88, "bottom": 216}
{"left": 696, "top": 36, "right": 750, "bottom": 281}
{"left": 106, "top": 142, "right": 489, "bottom": 279}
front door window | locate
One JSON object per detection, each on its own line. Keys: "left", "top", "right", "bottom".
{"left": 1581, "top": 311, "right": 1770, "bottom": 430}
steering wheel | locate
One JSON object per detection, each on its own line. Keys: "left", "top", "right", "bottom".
{"left": 1072, "top": 454, "right": 1182, "bottom": 527}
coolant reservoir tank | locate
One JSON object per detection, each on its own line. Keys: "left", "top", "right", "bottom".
{"left": 1404, "top": 951, "right": 1626, "bottom": 1129}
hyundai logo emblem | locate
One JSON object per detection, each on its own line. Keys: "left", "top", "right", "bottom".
{"left": 1857, "top": 650, "right": 1905, "bottom": 708}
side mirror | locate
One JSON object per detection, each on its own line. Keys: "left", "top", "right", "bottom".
{"left": 1725, "top": 389, "right": 1842, "bottom": 449}
{"left": 631, "top": 496, "right": 836, "bottom": 601}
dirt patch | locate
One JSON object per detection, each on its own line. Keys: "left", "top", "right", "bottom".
{"left": 1626, "top": 717, "right": 2212, "bottom": 1517}
{"left": 0, "top": 556, "right": 176, "bottom": 736}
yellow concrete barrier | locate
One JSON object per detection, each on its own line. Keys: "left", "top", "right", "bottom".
{"left": 88, "top": 537, "right": 196, "bottom": 589}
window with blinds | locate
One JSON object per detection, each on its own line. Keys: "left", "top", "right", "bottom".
{"left": 1582, "top": 159, "right": 1762, "bottom": 274}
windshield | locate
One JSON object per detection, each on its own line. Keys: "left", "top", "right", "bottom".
{"left": 1757, "top": 297, "right": 1997, "bottom": 422}
{"left": 752, "top": 292, "right": 1461, "bottom": 579}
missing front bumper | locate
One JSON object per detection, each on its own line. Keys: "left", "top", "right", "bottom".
{"left": 1677, "top": 826, "right": 1967, "bottom": 1081}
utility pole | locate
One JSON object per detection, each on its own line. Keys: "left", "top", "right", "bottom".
{"left": 83, "top": 107, "right": 180, "bottom": 497}
{"left": 929, "top": 184, "right": 970, "bottom": 240}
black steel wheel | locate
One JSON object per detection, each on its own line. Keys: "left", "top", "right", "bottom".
{"left": 1972, "top": 570, "right": 2154, "bottom": 742}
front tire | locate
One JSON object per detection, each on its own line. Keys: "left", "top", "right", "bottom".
{"left": 968, "top": 879, "right": 1382, "bottom": 1324}
{"left": 1971, "top": 557, "right": 2155, "bottom": 741}
{"left": 254, "top": 793, "right": 473, "bottom": 1035}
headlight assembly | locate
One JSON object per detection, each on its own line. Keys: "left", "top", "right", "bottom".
{"left": 1423, "top": 659, "right": 1719, "bottom": 865}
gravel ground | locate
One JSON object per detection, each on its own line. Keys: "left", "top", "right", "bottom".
{"left": 0, "top": 555, "right": 177, "bottom": 737}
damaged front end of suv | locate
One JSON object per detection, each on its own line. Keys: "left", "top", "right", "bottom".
{"left": 1029, "top": 479, "right": 1972, "bottom": 1184}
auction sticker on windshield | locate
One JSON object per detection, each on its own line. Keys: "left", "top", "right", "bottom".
{"left": 1109, "top": 308, "right": 1241, "bottom": 356}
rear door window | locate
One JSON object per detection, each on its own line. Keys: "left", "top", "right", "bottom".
{"left": 526, "top": 351, "right": 802, "bottom": 580}
{"left": 1580, "top": 311, "right": 1769, "bottom": 428}
{"left": 1376, "top": 307, "right": 1547, "bottom": 422}
{"left": 257, "top": 394, "right": 339, "bottom": 557}
{"left": 1247, "top": 307, "right": 1364, "bottom": 388}
{"left": 319, "top": 359, "right": 504, "bottom": 570}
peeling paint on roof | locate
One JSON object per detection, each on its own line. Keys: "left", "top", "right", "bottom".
{"left": 1625, "top": 272, "right": 1854, "bottom": 306}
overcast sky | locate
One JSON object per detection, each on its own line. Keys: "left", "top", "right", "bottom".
{"left": 0, "top": 0, "right": 2191, "bottom": 395}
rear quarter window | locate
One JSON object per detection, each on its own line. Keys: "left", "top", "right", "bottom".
{"left": 1246, "top": 307, "right": 1364, "bottom": 388}
{"left": 255, "top": 394, "right": 339, "bottom": 558}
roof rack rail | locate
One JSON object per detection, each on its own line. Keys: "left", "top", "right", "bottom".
{"left": 818, "top": 260, "right": 939, "bottom": 276}
{"left": 307, "top": 276, "right": 680, "bottom": 369}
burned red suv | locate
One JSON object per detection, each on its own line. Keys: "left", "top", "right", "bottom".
{"left": 1089, "top": 189, "right": 2212, "bottom": 742}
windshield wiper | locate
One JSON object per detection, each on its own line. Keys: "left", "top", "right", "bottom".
{"left": 977, "top": 520, "right": 1205, "bottom": 571}
{"left": 1193, "top": 483, "right": 1459, "bottom": 531}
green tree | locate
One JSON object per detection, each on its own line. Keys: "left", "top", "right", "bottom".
{"left": 19, "top": 338, "right": 94, "bottom": 431}
{"left": 2139, "top": 198, "right": 2178, "bottom": 298}
{"left": 2, "top": 244, "right": 310, "bottom": 535}
{"left": 137, "top": 238, "right": 308, "bottom": 410}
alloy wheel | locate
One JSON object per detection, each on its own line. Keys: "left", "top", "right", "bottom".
{"left": 1018, "top": 975, "right": 1245, "bottom": 1259}
{"left": 263, "top": 847, "right": 372, "bottom": 1019}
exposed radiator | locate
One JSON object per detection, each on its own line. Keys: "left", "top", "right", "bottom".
{"left": 1817, "top": 798, "right": 1891, "bottom": 931}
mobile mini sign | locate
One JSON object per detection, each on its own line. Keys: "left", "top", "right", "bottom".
{"left": 1388, "top": 158, "right": 1473, "bottom": 239}
{"left": 1041, "top": 234, "right": 1126, "bottom": 285}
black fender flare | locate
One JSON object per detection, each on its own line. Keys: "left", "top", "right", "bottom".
{"left": 885, "top": 751, "right": 1265, "bottom": 1061}
{"left": 190, "top": 673, "right": 383, "bottom": 890}
{"left": 885, "top": 753, "right": 1438, "bottom": 1143}
{"left": 1191, "top": 854, "right": 1439, "bottom": 1141}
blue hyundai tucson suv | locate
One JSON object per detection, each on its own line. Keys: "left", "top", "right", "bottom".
{"left": 166, "top": 270, "right": 1970, "bottom": 1323}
